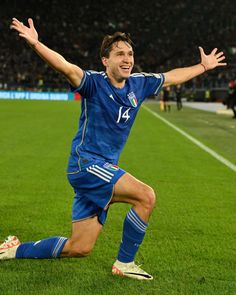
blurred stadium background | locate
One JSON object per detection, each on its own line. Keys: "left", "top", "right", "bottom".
{"left": 1, "top": 0, "right": 236, "bottom": 101}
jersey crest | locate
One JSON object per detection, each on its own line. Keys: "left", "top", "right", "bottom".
{"left": 127, "top": 92, "right": 138, "bottom": 107}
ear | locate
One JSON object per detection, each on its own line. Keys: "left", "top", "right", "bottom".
{"left": 101, "top": 57, "right": 108, "bottom": 67}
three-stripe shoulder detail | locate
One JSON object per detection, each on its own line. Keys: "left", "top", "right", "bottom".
{"left": 87, "top": 70, "right": 107, "bottom": 79}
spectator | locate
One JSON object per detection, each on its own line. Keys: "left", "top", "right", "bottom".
{"left": 228, "top": 79, "right": 236, "bottom": 118}
{"left": 1, "top": 0, "right": 235, "bottom": 91}
{"left": 175, "top": 84, "right": 183, "bottom": 110}
{"left": 163, "top": 87, "right": 171, "bottom": 112}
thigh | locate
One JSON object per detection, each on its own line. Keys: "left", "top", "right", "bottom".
{"left": 111, "top": 172, "right": 153, "bottom": 205}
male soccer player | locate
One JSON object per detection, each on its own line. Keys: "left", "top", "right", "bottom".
{"left": 0, "top": 18, "right": 226, "bottom": 280}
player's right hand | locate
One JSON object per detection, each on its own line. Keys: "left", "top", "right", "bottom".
{"left": 10, "top": 18, "right": 39, "bottom": 47}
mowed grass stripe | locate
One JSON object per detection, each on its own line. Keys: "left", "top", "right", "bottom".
{"left": 142, "top": 104, "right": 236, "bottom": 172}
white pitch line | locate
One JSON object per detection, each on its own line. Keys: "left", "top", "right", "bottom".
{"left": 142, "top": 105, "right": 236, "bottom": 172}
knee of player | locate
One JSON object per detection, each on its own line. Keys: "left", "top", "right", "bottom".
{"left": 67, "top": 241, "right": 93, "bottom": 257}
{"left": 77, "top": 247, "right": 93, "bottom": 257}
{"left": 72, "top": 245, "right": 93, "bottom": 257}
{"left": 141, "top": 186, "right": 157, "bottom": 210}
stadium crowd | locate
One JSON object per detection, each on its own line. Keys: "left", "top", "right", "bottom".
{"left": 1, "top": 0, "right": 236, "bottom": 92}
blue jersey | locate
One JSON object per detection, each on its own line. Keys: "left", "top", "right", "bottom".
{"left": 70, "top": 71, "right": 164, "bottom": 165}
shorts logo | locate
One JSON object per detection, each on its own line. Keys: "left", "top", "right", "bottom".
{"left": 103, "top": 163, "right": 119, "bottom": 171}
{"left": 127, "top": 92, "right": 138, "bottom": 107}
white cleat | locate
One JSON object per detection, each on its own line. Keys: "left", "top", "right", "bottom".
{"left": 0, "top": 236, "right": 21, "bottom": 260}
{"left": 112, "top": 260, "right": 153, "bottom": 280}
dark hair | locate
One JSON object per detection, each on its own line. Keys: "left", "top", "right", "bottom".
{"left": 100, "top": 32, "right": 133, "bottom": 58}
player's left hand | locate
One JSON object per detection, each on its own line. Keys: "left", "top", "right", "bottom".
{"left": 199, "top": 47, "right": 227, "bottom": 71}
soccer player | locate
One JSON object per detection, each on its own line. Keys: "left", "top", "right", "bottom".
{"left": 0, "top": 18, "right": 226, "bottom": 280}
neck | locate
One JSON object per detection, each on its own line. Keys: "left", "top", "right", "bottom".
{"left": 107, "top": 73, "right": 126, "bottom": 89}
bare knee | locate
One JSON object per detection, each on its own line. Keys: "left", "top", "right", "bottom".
{"left": 74, "top": 245, "right": 93, "bottom": 257}
{"left": 63, "top": 240, "right": 94, "bottom": 258}
{"left": 140, "top": 185, "right": 157, "bottom": 212}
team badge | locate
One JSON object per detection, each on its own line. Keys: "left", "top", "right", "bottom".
{"left": 127, "top": 92, "right": 138, "bottom": 107}
{"left": 103, "top": 163, "right": 119, "bottom": 171}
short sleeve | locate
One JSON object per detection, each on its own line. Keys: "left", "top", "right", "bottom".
{"left": 130, "top": 72, "right": 165, "bottom": 102}
{"left": 70, "top": 71, "right": 96, "bottom": 98}
{"left": 142, "top": 73, "right": 165, "bottom": 97}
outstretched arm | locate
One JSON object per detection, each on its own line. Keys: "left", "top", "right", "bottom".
{"left": 10, "top": 18, "right": 83, "bottom": 87}
{"left": 163, "top": 47, "right": 227, "bottom": 87}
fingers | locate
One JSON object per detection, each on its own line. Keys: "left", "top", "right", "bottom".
{"left": 217, "top": 56, "right": 226, "bottom": 62}
{"left": 12, "top": 18, "right": 24, "bottom": 27}
{"left": 215, "top": 51, "right": 224, "bottom": 58}
{"left": 215, "top": 51, "right": 226, "bottom": 64}
{"left": 19, "top": 33, "right": 27, "bottom": 39}
{"left": 10, "top": 17, "right": 38, "bottom": 46}
{"left": 211, "top": 48, "right": 218, "bottom": 55}
{"left": 198, "top": 46, "right": 205, "bottom": 55}
{"left": 218, "top": 63, "right": 227, "bottom": 66}
{"left": 11, "top": 17, "right": 33, "bottom": 30}
{"left": 10, "top": 18, "right": 24, "bottom": 31}
{"left": 216, "top": 50, "right": 227, "bottom": 66}
{"left": 12, "top": 17, "right": 21, "bottom": 25}
{"left": 28, "top": 18, "right": 34, "bottom": 28}
{"left": 199, "top": 47, "right": 225, "bottom": 58}
{"left": 10, "top": 17, "right": 34, "bottom": 36}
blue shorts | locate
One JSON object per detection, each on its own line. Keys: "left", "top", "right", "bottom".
{"left": 67, "top": 155, "right": 126, "bottom": 225}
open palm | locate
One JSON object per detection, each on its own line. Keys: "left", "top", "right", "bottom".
{"left": 199, "top": 47, "right": 226, "bottom": 71}
{"left": 11, "top": 18, "right": 38, "bottom": 46}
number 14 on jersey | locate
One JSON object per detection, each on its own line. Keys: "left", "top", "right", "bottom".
{"left": 117, "top": 107, "right": 131, "bottom": 123}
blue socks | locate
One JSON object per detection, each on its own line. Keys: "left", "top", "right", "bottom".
{"left": 118, "top": 208, "right": 148, "bottom": 263}
{"left": 15, "top": 209, "right": 147, "bottom": 261}
{"left": 16, "top": 237, "right": 68, "bottom": 259}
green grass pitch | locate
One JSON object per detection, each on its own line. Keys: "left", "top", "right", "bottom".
{"left": 0, "top": 99, "right": 235, "bottom": 295}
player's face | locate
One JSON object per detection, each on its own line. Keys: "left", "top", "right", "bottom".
{"left": 102, "top": 41, "right": 134, "bottom": 84}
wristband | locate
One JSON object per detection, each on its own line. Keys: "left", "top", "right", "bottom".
{"left": 200, "top": 63, "right": 207, "bottom": 72}
{"left": 31, "top": 40, "right": 40, "bottom": 48}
